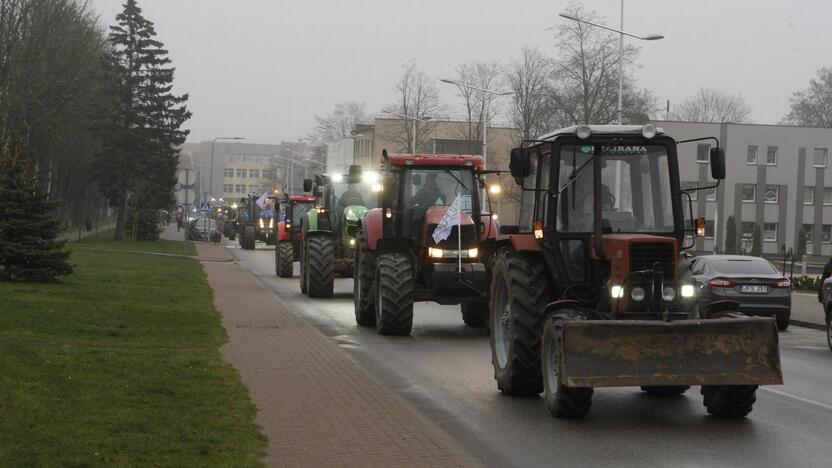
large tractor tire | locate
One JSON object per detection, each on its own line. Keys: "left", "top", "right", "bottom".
{"left": 541, "top": 311, "right": 593, "bottom": 418}
{"left": 306, "top": 236, "right": 335, "bottom": 298}
{"left": 701, "top": 385, "right": 758, "bottom": 418}
{"left": 374, "top": 253, "right": 414, "bottom": 335}
{"left": 299, "top": 240, "right": 307, "bottom": 294}
{"left": 241, "top": 225, "right": 256, "bottom": 250}
{"left": 276, "top": 241, "right": 294, "bottom": 278}
{"left": 461, "top": 301, "right": 489, "bottom": 328}
{"left": 489, "top": 249, "right": 550, "bottom": 396}
{"left": 353, "top": 231, "right": 375, "bottom": 326}
{"left": 641, "top": 386, "right": 690, "bottom": 396}
{"left": 776, "top": 311, "right": 790, "bottom": 331}
{"left": 826, "top": 308, "right": 832, "bottom": 352}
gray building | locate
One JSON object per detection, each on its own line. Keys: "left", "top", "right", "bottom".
{"left": 659, "top": 121, "right": 832, "bottom": 257}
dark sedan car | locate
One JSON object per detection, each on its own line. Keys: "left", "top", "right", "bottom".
{"left": 687, "top": 255, "right": 791, "bottom": 330}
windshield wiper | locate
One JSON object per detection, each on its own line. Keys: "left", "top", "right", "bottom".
{"left": 445, "top": 170, "right": 469, "bottom": 192}
{"left": 556, "top": 138, "right": 623, "bottom": 195}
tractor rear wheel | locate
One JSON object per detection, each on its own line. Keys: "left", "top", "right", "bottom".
{"left": 299, "top": 240, "right": 307, "bottom": 294}
{"left": 461, "top": 302, "right": 489, "bottom": 328}
{"left": 490, "top": 249, "right": 550, "bottom": 396}
{"left": 353, "top": 231, "right": 375, "bottom": 326}
{"left": 242, "top": 225, "right": 256, "bottom": 250}
{"left": 306, "top": 236, "right": 335, "bottom": 298}
{"left": 276, "top": 241, "right": 293, "bottom": 278}
{"left": 701, "top": 385, "right": 758, "bottom": 418}
{"left": 374, "top": 253, "right": 413, "bottom": 335}
{"left": 641, "top": 386, "right": 690, "bottom": 396}
{"left": 541, "top": 312, "right": 593, "bottom": 418}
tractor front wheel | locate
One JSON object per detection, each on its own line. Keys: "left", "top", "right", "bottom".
{"left": 541, "top": 312, "right": 593, "bottom": 418}
{"left": 306, "top": 236, "right": 335, "bottom": 298}
{"left": 461, "top": 302, "right": 489, "bottom": 329}
{"left": 276, "top": 241, "right": 293, "bottom": 278}
{"left": 241, "top": 225, "right": 256, "bottom": 250}
{"left": 353, "top": 231, "right": 375, "bottom": 326}
{"left": 702, "top": 385, "right": 758, "bottom": 418}
{"left": 374, "top": 253, "right": 413, "bottom": 335}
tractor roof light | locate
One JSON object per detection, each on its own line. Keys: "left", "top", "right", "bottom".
{"left": 576, "top": 125, "right": 591, "bottom": 139}
{"left": 642, "top": 124, "right": 658, "bottom": 139}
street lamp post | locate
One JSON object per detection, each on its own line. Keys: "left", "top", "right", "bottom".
{"left": 558, "top": 3, "right": 663, "bottom": 124}
{"left": 209, "top": 136, "right": 244, "bottom": 201}
{"left": 382, "top": 109, "right": 431, "bottom": 154}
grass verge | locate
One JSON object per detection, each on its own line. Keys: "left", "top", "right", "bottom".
{"left": 0, "top": 237, "right": 265, "bottom": 466}
{"left": 73, "top": 230, "right": 197, "bottom": 256}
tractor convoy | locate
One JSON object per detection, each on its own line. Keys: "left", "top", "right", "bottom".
{"left": 233, "top": 123, "right": 784, "bottom": 420}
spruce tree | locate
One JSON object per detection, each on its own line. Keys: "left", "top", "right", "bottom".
{"left": 796, "top": 227, "right": 807, "bottom": 259}
{"left": 724, "top": 216, "right": 737, "bottom": 254}
{"left": 0, "top": 154, "right": 73, "bottom": 282}
{"left": 95, "top": 0, "right": 190, "bottom": 241}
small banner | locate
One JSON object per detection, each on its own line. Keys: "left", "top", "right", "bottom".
{"left": 432, "top": 195, "right": 460, "bottom": 244}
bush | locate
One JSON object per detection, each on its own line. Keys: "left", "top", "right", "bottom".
{"left": 127, "top": 208, "right": 161, "bottom": 241}
{"left": 791, "top": 275, "right": 821, "bottom": 291}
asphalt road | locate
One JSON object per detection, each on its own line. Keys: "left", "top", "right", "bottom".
{"left": 230, "top": 242, "right": 832, "bottom": 468}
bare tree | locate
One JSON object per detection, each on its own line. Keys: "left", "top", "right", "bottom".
{"left": 381, "top": 61, "right": 443, "bottom": 153}
{"left": 673, "top": 88, "right": 752, "bottom": 123}
{"left": 447, "top": 60, "right": 503, "bottom": 154}
{"left": 548, "top": 1, "right": 656, "bottom": 127}
{"left": 506, "top": 46, "right": 553, "bottom": 141}
{"left": 311, "top": 101, "right": 367, "bottom": 143}
{"left": 782, "top": 67, "right": 832, "bottom": 127}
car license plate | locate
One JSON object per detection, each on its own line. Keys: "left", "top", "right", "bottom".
{"left": 740, "top": 285, "right": 768, "bottom": 294}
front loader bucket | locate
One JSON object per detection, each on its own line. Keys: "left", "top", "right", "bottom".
{"left": 560, "top": 318, "right": 782, "bottom": 388}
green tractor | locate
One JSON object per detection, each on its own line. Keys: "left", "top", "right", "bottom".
{"left": 299, "top": 165, "right": 379, "bottom": 298}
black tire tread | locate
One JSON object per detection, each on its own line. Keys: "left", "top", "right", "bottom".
{"left": 702, "top": 385, "right": 758, "bottom": 418}
{"left": 354, "top": 230, "right": 375, "bottom": 326}
{"left": 461, "top": 302, "right": 489, "bottom": 328}
{"left": 276, "top": 241, "right": 293, "bottom": 278}
{"left": 242, "top": 225, "right": 255, "bottom": 250}
{"left": 375, "top": 253, "right": 413, "bottom": 335}
{"left": 542, "top": 311, "right": 593, "bottom": 418}
{"left": 306, "top": 236, "right": 335, "bottom": 298}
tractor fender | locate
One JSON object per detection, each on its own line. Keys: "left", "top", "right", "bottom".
{"left": 481, "top": 213, "right": 500, "bottom": 240}
{"left": 277, "top": 220, "right": 290, "bottom": 241}
{"left": 363, "top": 208, "right": 384, "bottom": 250}
{"left": 484, "top": 234, "right": 541, "bottom": 255}
{"left": 543, "top": 300, "right": 582, "bottom": 318}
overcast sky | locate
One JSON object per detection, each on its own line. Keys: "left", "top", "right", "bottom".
{"left": 90, "top": 0, "right": 832, "bottom": 144}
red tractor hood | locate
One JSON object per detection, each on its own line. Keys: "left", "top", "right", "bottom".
{"left": 424, "top": 206, "right": 475, "bottom": 226}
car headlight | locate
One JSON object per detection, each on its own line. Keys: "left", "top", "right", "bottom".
{"left": 681, "top": 284, "right": 695, "bottom": 298}
{"left": 662, "top": 286, "right": 676, "bottom": 302}
{"left": 428, "top": 247, "right": 443, "bottom": 258}
{"left": 610, "top": 285, "right": 624, "bottom": 299}
{"left": 630, "top": 286, "right": 646, "bottom": 302}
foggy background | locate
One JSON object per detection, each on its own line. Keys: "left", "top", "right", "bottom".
{"left": 89, "top": 0, "right": 832, "bottom": 143}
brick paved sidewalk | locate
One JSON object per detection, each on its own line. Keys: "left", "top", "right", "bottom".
{"left": 196, "top": 243, "right": 480, "bottom": 468}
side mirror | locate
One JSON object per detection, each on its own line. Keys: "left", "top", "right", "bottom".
{"left": 302, "top": 179, "right": 313, "bottom": 192}
{"left": 509, "top": 148, "right": 531, "bottom": 179}
{"left": 412, "top": 174, "right": 422, "bottom": 186}
{"left": 710, "top": 147, "right": 725, "bottom": 180}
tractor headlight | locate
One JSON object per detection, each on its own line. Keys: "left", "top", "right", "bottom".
{"left": 681, "top": 284, "right": 695, "bottom": 298}
{"left": 630, "top": 286, "right": 646, "bottom": 302}
{"left": 371, "top": 183, "right": 383, "bottom": 193}
{"left": 349, "top": 238, "right": 356, "bottom": 246}
{"left": 428, "top": 247, "right": 444, "bottom": 258}
{"left": 467, "top": 248, "right": 478, "bottom": 258}
{"left": 662, "top": 286, "right": 676, "bottom": 302}
{"left": 285, "top": 222, "right": 291, "bottom": 229}
{"left": 259, "top": 219, "right": 264, "bottom": 229}
{"left": 269, "top": 219, "right": 274, "bottom": 229}
{"left": 610, "top": 285, "right": 624, "bottom": 299}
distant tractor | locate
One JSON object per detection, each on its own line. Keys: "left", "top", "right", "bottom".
{"left": 236, "top": 194, "right": 275, "bottom": 250}
{"left": 489, "top": 124, "right": 782, "bottom": 418}
{"left": 275, "top": 195, "right": 316, "bottom": 277}
{"left": 299, "top": 165, "right": 378, "bottom": 297}
{"left": 354, "top": 152, "right": 499, "bottom": 335}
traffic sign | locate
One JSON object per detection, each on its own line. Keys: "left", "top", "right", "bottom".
{"left": 199, "top": 202, "right": 211, "bottom": 213}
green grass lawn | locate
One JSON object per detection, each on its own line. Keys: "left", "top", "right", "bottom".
{"left": 73, "top": 230, "right": 197, "bottom": 256}
{"left": 0, "top": 238, "right": 265, "bottom": 466}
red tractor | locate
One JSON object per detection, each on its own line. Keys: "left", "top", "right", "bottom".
{"left": 274, "top": 195, "right": 316, "bottom": 278}
{"left": 354, "top": 152, "right": 499, "bottom": 335}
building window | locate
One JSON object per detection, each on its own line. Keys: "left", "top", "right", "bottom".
{"left": 697, "top": 143, "right": 710, "bottom": 163}
{"left": 824, "top": 225, "right": 832, "bottom": 243}
{"left": 804, "top": 186, "right": 815, "bottom": 205}
{"left": 705, "top": 186, "right": 717, "bottom": 202}
{"left": 803, "top": 224, "right": 813, "bottom": 243}
{"left": 741, "top": 222, "right": 755, "bottom": 241}
{"left": 263, "top": 170, "right": 274, "bottom": 179}
{"left": 764, "top": 185, "right": 778, "bottom": 203}
{"left": 682, "top": 181, "right": 698, "bottom": 201}
{"left": 746, "top": 145, "right": 758, "bottom": 165}
{"left": 704, "top": 220, "right": 715, "bottom": 239}
{"left": 824, "top": 188, "right": 832, "bottom": 205}
{"left": 236, "top": 169, "right": 247, "bottom": 178}
{"left": 235, "top": 184, "right": 245, "bottom": 193}
{"left": 224, "top": 168, "right": 234, "bottom": 178}
{"left": 740, "top": 184, "right": 756, "bottom": 202}
{"left": 223, "top": 184, "right": 233, "bottom": 193}
{"left": 249, "top": 169, "right": 260, "bottom": 179}
{"left": 815, "top": 148, "right": 828, "bottom": 168}
{"left": 763, "top": 223, "right": 777, "bottom": 242}
{"left": 766, "top": 146, "right": 778, "bottom": 165}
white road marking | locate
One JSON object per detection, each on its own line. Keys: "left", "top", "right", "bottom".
{"left": 762, "top": 387, "right": 832, "bottom": 412}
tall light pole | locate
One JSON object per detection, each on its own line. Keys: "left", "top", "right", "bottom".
{"left": 439, "top": 78, "right": 512, "bottom": 170}
{"left": 382, "top": 109, "right": 431, "bottom": 154}
{"left": 209, "top": 136, "right": 244, "bottom": 201}
{"left": 559, "top": 4, "right": 663, "bottom": 124}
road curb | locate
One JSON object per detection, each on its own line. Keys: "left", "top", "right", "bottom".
{"left": 791, "top": 319, "right": 826, "bottom": 331}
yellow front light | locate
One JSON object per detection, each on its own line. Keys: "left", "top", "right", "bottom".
{"left": 269, "top": 219, "right": 274, "bottom": 229}
{"left": 259, "top": 219, "right": 264, "bottom": 229}
{"left": 428, "top": 247, "right": 444, "bottom": 258}
{"left": 467, "top": 248, "right": 478, "bottom": 258}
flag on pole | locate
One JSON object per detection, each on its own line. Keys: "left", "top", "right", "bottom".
{"left": 432, "top": 194, "right": 461, "bottom": 244}
{"left": 255, "top": 192, "right": 269, "bottom": 210}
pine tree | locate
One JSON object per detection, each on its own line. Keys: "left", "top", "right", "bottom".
{"left": 0, "top": 153, "right": 73, "bottom": 282}
{"left": 95, "top": 0, "right": 190, "bottom": 241}
{"left": 751, "top": 224, "right": 762, "bottom": 257}
{"left": 724, "top": 216, "right": 737, "bottom": 254}
{"left": 796, "top": 227, "right": 807, "bottom": 259}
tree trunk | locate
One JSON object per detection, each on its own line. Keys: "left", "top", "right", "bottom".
{"left": 114, "top": 193, "right": 127, "bottom": 241}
